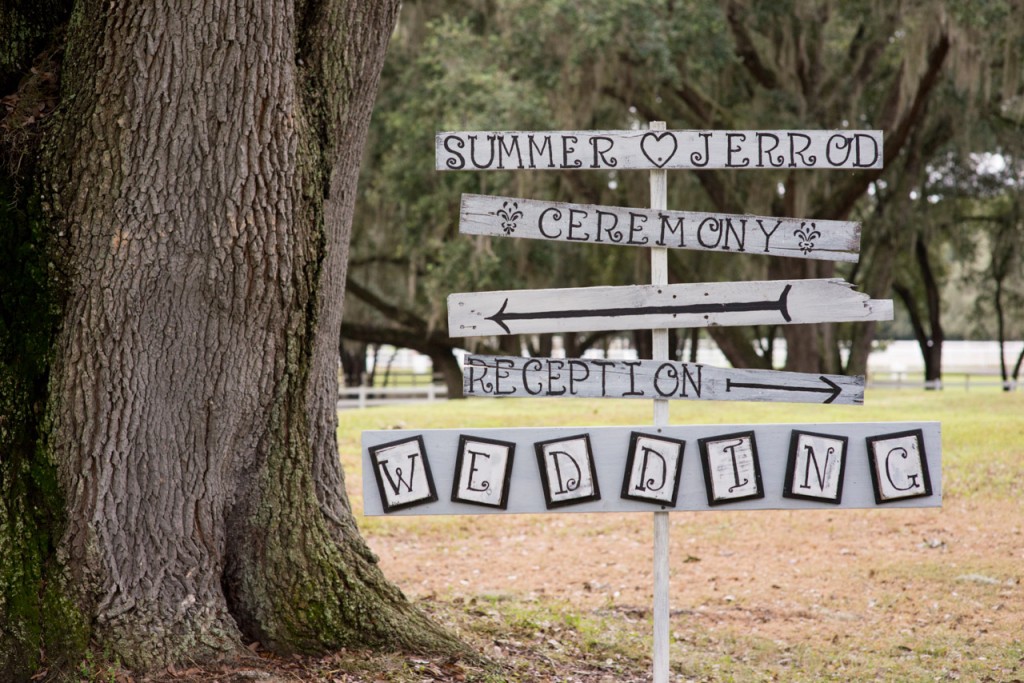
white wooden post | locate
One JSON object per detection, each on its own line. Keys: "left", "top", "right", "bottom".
{"left": 650, "top": 121, "right": 671, "bottom": 683}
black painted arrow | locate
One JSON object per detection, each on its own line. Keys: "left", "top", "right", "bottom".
{"left": 485, "top": 284, "right": 793, "bottom": 333}
{"left": 725, "top": 375, "right": 843, "bottom": 404}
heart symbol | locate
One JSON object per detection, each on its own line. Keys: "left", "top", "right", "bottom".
{"left": 640, "top": 131, "right": 678, "bottom": 168}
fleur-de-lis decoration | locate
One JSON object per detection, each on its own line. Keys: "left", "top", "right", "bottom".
{"left": 794, "top": 221, "right": 821, "bottom": 254}
{"left": 496, "top": 200, "right": 523, "bottom": 235}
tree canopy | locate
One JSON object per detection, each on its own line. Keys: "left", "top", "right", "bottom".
{"left": 346, "top": 0, "right": 1024, "bottom": 380}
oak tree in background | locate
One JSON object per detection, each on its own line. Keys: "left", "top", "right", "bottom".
{"left": 349, "top": 0, "right": 1023, "bottom": 378}
{"left": 1, "top": 0, "right": 463, "bottom": 677}
{"left": 345, "top": 3, "right": 654, "bottom": 391}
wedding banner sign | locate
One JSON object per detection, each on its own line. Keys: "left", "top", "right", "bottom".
{"left": 362, "top": 422, "right": 941, "bottom": 516}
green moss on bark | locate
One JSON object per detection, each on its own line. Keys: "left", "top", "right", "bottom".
{"left": 222, "top": 268, "right": 467, "bottom": 659}
{"left": 0, "top": 451, "right": 89, "bottom": 678}
{"left": 0, "top": 177, "right": 86, "bottom": 679}
{"left": 224, "top": 434, "right": 470, "bottom": 659}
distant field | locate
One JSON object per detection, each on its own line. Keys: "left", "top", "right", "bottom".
{"left": 336, "top": 391, "right": 1024, "bottom": 682}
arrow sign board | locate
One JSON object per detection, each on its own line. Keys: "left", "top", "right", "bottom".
{"left": 362, "top": 422, "right": 940, "bottom": 516}
{"left": 436, "top": 129, "right": 883, "bottom": 171}
{"left": 460, "top": 194, "right": 861, "bottom": 262}
{"left": 448, "top": 278, "right": 893, "bottom": 337}
{"left": 463, "top": 355, "right": 864, "bottom": 405}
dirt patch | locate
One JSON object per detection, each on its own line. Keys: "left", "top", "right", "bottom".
{"left": 367, "top": 495, "right": 1024, "bottom": 679}
{"left": 71, "top": 496, "right": 1023, "bottom": 682}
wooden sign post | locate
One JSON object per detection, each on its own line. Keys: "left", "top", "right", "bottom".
{"left": 649, "top": 121, "right": 671, "bottom": 680}
{"left": 362, "top": 124, "right": 940, "bottom": 683}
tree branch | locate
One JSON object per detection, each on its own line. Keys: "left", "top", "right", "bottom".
{"left": 671, "top": 81, "right": 732, "bottom": 127}
{"left": 347, "top": 254, "right": 409, "bottom": 268}
{"left": 820, "top": 12, "right": 899, "bottom": 115}
{"left": 345, "top": 275, "right": 428, "bottom": 332}
{"left": 816, "top": 31, "right": 950, "bottom": 221}
{"left": 724, "top": 1, "right": 779, "bottom": 90}
{"left": 891, "top": 281, "right": 928, "bottom": 354}
{"left": 341, "top": 320, "right": 500, "bottom": 357}
{"left": 879, "top": 33, "right": 951, "bottom": 166}
{"left": 692, "top": 171, "right": 745, "bottom": 214}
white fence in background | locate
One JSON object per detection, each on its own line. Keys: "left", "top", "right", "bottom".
{"left": 870, "top": 374, "right": 1019, "bottom": 391}
{"left": 337, "top": 374, "right": 1017, "bottom": 410}
{"left": 338, "top": 384, "right": 448, "bottom": 410}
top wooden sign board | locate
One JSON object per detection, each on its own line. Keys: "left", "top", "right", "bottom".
{"left": 437, "top": 129, "right": 883, "bottom": 172}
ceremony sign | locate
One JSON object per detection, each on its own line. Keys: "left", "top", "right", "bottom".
{"left": 460, "top": 193, "right": 861, "bottom": 262}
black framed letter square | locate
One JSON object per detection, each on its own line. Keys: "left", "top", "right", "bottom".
{"left": 866, "top": 429, "right": 932, "bottom": 504}
{"left": 534, "top": 434, "right": 600, "bottom": 508}
{"left": 783, "top": 431, "right": 849, "bottom": 504}
{"left": 369, "top": 435, "right": 438, "bottom": 513}
{"left": 620, "top": 431, "right": 685, "bottom": 507}
{"left": 698, "top": 431, "right": 764, "bottom": 506}
{"left": 451, "top": 435, "right": 516, "bottom": 509}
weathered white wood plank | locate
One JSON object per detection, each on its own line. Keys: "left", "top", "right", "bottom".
{"left": 436, "top": 129, "right": 883, "bottom": 171}
{"left": 362, "top": 422, "right": 941, "bottom": 516}
{"left": 448, "top": 279, "right": 893, "bottom": 337}
{"left": 460, "top": 194, "right": 861, "bottom": 262}
{"left": 462, "top": 355, "right": 865, "bottom": 405}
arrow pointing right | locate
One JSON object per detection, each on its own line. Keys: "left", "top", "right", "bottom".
{"left": 726, "top": 376, "right": 843, "bottom": 404}
{"left": 461, "top": 356, "right": 864, "bottom": 406}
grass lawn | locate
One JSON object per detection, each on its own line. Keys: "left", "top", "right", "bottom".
{"left": 335, "top": 390, "right": 1024, "bottom": 682}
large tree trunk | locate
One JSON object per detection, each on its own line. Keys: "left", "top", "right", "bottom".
{"left": 429, "top": 349, "right": 465, "bottom": 400}
{"left": 893, "top": 237, "right": 944, "bottom": 389}
{"left": 1, "top": 0, "right": 464, "bottom": 676}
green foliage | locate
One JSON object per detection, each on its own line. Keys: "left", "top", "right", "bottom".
{"left": 349, "top": 2, "right": 741, "bottom": 349}
{"left": 349, "top": 0, "right": 1024, "bottom": 374}
{"left": 74, "top": 649, "right": 125, "bottom": 683}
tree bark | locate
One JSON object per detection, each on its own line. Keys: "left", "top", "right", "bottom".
{"left": 893, "top": 276, "right": 944, "bottom": 389}
{"left": 916, "top": 238, "right": 944, "bottom": 390}
{"left": 2, "top": 0, "right": 466, "bottom": 675}
{"left": 1012, "top": 345, "right": 1024, "bottom": 390}
{"left": 428, "top": 349, "right": 465, "bottom": 400}
{"left": 993, "top": 276, "right": 1012, "bottom": 391}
